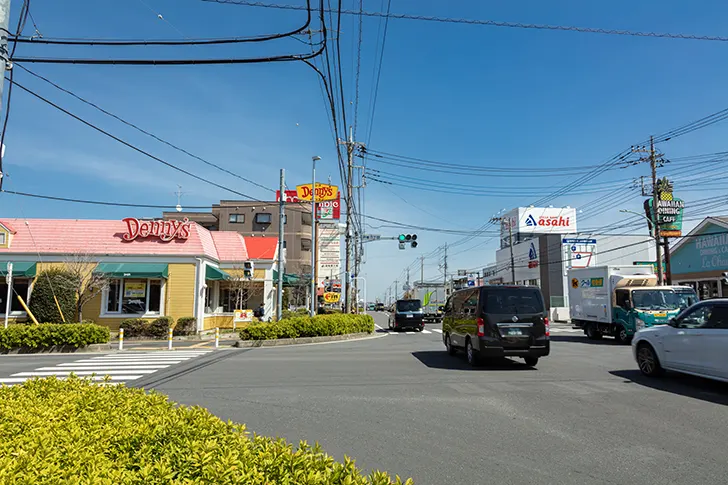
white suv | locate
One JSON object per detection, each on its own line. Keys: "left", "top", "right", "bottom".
{"left": 632, "top": 299, "right": 728, "bottom": 383}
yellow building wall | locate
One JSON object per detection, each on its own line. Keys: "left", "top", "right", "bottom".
{"left": 203, "top": 315, "right": 235, "bottom": 330}
{"left": 166, "top": 263, "right": 196, "bottom": 322}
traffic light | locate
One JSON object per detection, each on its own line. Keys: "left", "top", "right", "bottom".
{"left": 243, "top": 261, "right": 254, "bottom": 279}
{"left": 397, "top": 234, "right": 418, "bottom": 248}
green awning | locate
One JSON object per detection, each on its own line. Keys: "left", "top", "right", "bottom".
{"left": 273, "top": 270, "right": 304, "bottom": 286}
{"left": 0, "top": 262, "right": 37, "bottom": 277}
{"left": 94, "top": 263, "right": 169, "bottom": 279}
{"left": 205, "top": 265, "right": 230, "bottom": 281}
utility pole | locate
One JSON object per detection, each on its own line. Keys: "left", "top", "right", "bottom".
{"left": 633, "top": 137, "right": 665, "bottom": 285}
{"left": 0, "top": 0, "right": 10, "bottom": 191}
{"left": 310, "top": 156, "right": 321, "bottom": 316}
{"left": 443, "top": 243, "right": 448, "bottom": 293}
{"left": 420, "top": 256, "right": 424, "bottom": 284}
{"left": 344, "top": 129, "right": 354, "bottom": 313}
{"left": 276, "top": 169, "right": 285, "bottom": 321}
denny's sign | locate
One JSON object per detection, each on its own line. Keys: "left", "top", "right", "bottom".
{"left": 296, "top": 183, "right": 339, "bottom": 202}
{"left": 122, "top": 217, "right": 192, "bottom": 242}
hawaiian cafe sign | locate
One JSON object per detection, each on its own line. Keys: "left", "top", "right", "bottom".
{"left": 695, "top": 232, "right": 728, "bottom": 270}
{"left": 122, "top": 217, "right": 192, "bottom": 242}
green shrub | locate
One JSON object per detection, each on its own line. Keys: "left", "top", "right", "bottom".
{"left": 148, "top": 316, "right": 174, "bottom": 338}
{"left": 173, "top": 316, "right": 197, "bottom": 336}
{"left": 0, "top": 323, "right": 110, "bottom": 351}
{"left": 27, "top": 268, "right": 77, "bottom": 323}
{"left": 281, "top": 308, "right": 310, "bottom": 320}
{"left": 0, "top": 378, "right": 410, "bottom": 484}
{"left": 240, "top": 314, "right": 374, "bottom": 340}
{"left": 119, "top": 318, "right": 147, "bottom": 338}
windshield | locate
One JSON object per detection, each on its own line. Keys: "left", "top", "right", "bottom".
{"left": 673, "top": 290, "right": 698, "bottom": 309}
{"left": 396, "top": 300, "right": 422, "bottom": 312}
{"left": 484, "top": 289, "right": 544, "bottom": 314}
{"left": 631, "top": 290, "right": 680, "bottom": 311}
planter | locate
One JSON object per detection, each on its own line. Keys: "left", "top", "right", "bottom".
{"left": 234, "top": 332, "right": 376, "bottom": 347}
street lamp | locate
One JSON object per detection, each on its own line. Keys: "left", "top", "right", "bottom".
{"left": 619, "top": 209, "right": 665, "bottom": 284}
{"left": 310, "top": 156, "right": 321, "bottom": 316}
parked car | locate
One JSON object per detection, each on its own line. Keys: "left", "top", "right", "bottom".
{"left": 388, "top": 299, "right": 424, "bottom": 331}
{"left": 442, "top": 285, "right": 550, "bottom": 367}
{"left": 632, "top": 299, "right": 728, "bottom": 383}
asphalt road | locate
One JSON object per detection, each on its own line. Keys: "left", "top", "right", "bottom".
{"left": 2, "top": 314, "right": 726, "bottom": 484}
{"left": 140, "top": 312, "right": 727, "bottom": 485}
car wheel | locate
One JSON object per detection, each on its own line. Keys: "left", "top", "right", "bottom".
{"left": 585, "top": 323, "right": 603, "bottom": 340}
{"left": 466, "top": 339, "right": 479, "bottom": 366}
{"left": 614, "top": 326, "right": 631, "bottom": 345}
{"left": 636, "top": 343, "right": 663, "bottom": 377}
{"left": 445, "top": 334, "right": 457, "bottom": 356}
{"left": 415, "top": 326, "right": 423, "bottom": 332}
{"left": 524, "top": 356, "right": 539, "bottom": 367}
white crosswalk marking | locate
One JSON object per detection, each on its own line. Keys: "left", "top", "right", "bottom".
{"left": 432, "top": 328, "right": 443, "bottom": 334}
{"left": 0, "top": 350, "right": 212, "bottom": 386}
{"left": 421, "top": 329, "right": 432, "bottom": 334}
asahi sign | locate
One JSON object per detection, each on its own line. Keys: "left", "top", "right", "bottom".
{"left": 122, "top": 218, "right": 192, "bottom": 242}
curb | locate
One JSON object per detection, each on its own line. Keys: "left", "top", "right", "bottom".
{"left": 234, "top": 332, "right": 377, "bottom": 348}
{"left": 0, "top": 343, "right": 112, "bottom": 355}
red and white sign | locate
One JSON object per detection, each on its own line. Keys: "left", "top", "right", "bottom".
{"left": 122, "top": 218, "right": 192, "bottom": 242}
{"left": 276, "top": 190, "right": 341, "bottom": 220}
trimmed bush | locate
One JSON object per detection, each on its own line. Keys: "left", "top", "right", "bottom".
{"left": 0, "top": 378, "right": 410, "bottom": 484}
{"left": 27, "top": 268, "right": 77, "bottom": 324}
{"left": 281, "top": 308, "right": 310, "bottom": 320}
{"left": 173, "top": 316, "right": 197, "bottom": 336}
{"left": 0, "top": 323, "right": 109, "bottom": 351}
{"left": 148, "top": 316, "right": 174, "bottom": 338}
{"left": 119, "top": 318, "right": 147, "bottom": 338}
{"left": 240, "top": 314, "right": 375, "bottom": 341}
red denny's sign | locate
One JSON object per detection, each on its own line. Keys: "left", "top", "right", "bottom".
{"left": 122, "top": 218, "right": 192, "bottom": 242}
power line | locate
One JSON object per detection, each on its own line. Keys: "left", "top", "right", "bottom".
{"left": 14, "top": 63, "right": 276, "bottom": 193}
{"left": 202, "top": 0, "right": 728, "bottom": 42}
{"left": 8, "top": 77, "right": 267, "bottom": 201}
{"left": 363, "top": 0, "right": 391, "bottom": 147}
{"left": 351, "top": 0, "right": 363, "bottom": 140}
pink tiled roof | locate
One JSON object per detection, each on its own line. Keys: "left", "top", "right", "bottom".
{"left": 0, "top": 221, "right": 17, "bottom": 234}
{"left": 243, "top": 236, "right": 278, "bottom": 261}
{"left": 210, "top": 232, "right": 248, "bottom": 262}
{"left": 0, "top": 218, "right": 245, "bottom": 262}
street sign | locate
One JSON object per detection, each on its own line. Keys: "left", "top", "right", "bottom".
{"left": 457, "top": 270, "right": 467, "bottom": 276}
{"left": 362, "top": 234, "right": 381, "bottom": 242}
{"left": 562, "top": 238, "right": 597, "bottom": 245}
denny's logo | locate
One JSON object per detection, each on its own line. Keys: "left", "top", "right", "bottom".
{"left": 296, "top": 183, "right": 339, "bottom": 202}
{"left": 122, "top": 217, "right": 192, "bottom": 242}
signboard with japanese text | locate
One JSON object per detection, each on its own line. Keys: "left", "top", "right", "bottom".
{"left": 123, "top": 282, "right": 146, "bottom": 298}
{"left": 234, "top": 309, "right": 254, "bottom": 323}
{"left": 276, "top": 190, "right": 341, "bottom": 220}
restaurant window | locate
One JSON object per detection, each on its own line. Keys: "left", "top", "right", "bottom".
{"left": 0, "top": 278, "right": 30, "bottom": 313}
{"left": 220, "top": 288, "right": 249, "bottom": 313}
{"left": 229, "top": 213, "right": 245, "bottom": 224}
{"left": 0, "top": 233, "right": 5, "bottom": 245}
{"left": 204, "top": 285, "right": 214, "bottom": 312}
{"left": 301, "top": 212, "right": 312, "bottom": 226}
{"left": 106, "top": 279, "right": 163, "bottom": 314}
{"left": 255, "top": 213, "right": 272, "bottom": 224}
{"left": 301, "top": 238, "right": 312, "bottom": 251}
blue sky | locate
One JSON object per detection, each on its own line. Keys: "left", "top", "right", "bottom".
{"left": 2, "top": 0, "right": 728, "bottom": 299}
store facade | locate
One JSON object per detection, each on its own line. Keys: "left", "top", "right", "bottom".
{"left": 0, "top": 218, "right": 279, "bottom": 332}
{"left": 669, "top": 216, "right": 728, "bottom": 300}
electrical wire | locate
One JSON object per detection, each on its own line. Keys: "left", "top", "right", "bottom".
{"left": 363, "top": 0, "right": 391, "bottom": 147}
{"left": 14, "top": 63, "right": 276, "bottom": 193}
{"left": 202, "top": 0, "right": 728, "bottom": 42}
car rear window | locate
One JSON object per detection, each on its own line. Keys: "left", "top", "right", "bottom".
{"left": 396, "top": 300, "right": 422, "bottom": 312}
{"left": 484, "top": 289, "right": 544, "bottom": 314}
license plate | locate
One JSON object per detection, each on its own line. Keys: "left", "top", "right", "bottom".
{"left": 506, "top": 328, "right": 522, "bottom": 336}
{"left": 406, "top": 314, "right": 413, "bottom": 318}
{"left": 654, "top": 312, "right": 666, "bottom": 318}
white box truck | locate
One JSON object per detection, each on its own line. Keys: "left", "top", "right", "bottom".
{"left": 568, "top": 265, "right": 697, "bottom": 344}
{"left": 413, "top": 282, "right": 446, "bottom": 323}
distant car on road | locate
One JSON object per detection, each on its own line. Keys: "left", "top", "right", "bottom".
{"left": 442, "top": 285, "right": 550, "bottom": 367}
{"left": 375, "top": 302, "right": 385, "bottom": 312}
{"left": 389, "top": 299, "right": 424, "bottom": 332}
{"left": 632, "top": 299, "right": 728, "bottom": 383}
{"left": 367, "top": 303, "right": 376, "bottom": 311}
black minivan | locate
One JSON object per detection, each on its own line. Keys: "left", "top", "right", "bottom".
{"left": 442, "top": 285, "right": 550, "bottom": 367}
{"left": 389, "top": 299, "right": 425, "bottom": 331}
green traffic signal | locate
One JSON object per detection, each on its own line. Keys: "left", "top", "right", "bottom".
{"left": 398, "top": 234, "right": 406, "bottom": 242}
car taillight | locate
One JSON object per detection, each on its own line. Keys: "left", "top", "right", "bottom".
{"left": 544, "top": 316, "right": 550, "bottom": 337}
{"left": 477, "top": 317, "right": 485, "bottom": 337}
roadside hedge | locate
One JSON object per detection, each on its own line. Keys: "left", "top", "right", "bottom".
{"left": 0, "top": 323, "right": 110, "bottom": 351}
{"left": 0, "top": 378, "right": 411, "bottom": 484}
{"left": 240, "top": 314, "right": 375, "bottom": 340}
{"left": 173, "top": 316, "right": 197, "bottom": 336}
{"left": 120, "top": 316, "right": 175, "bottom": 338}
